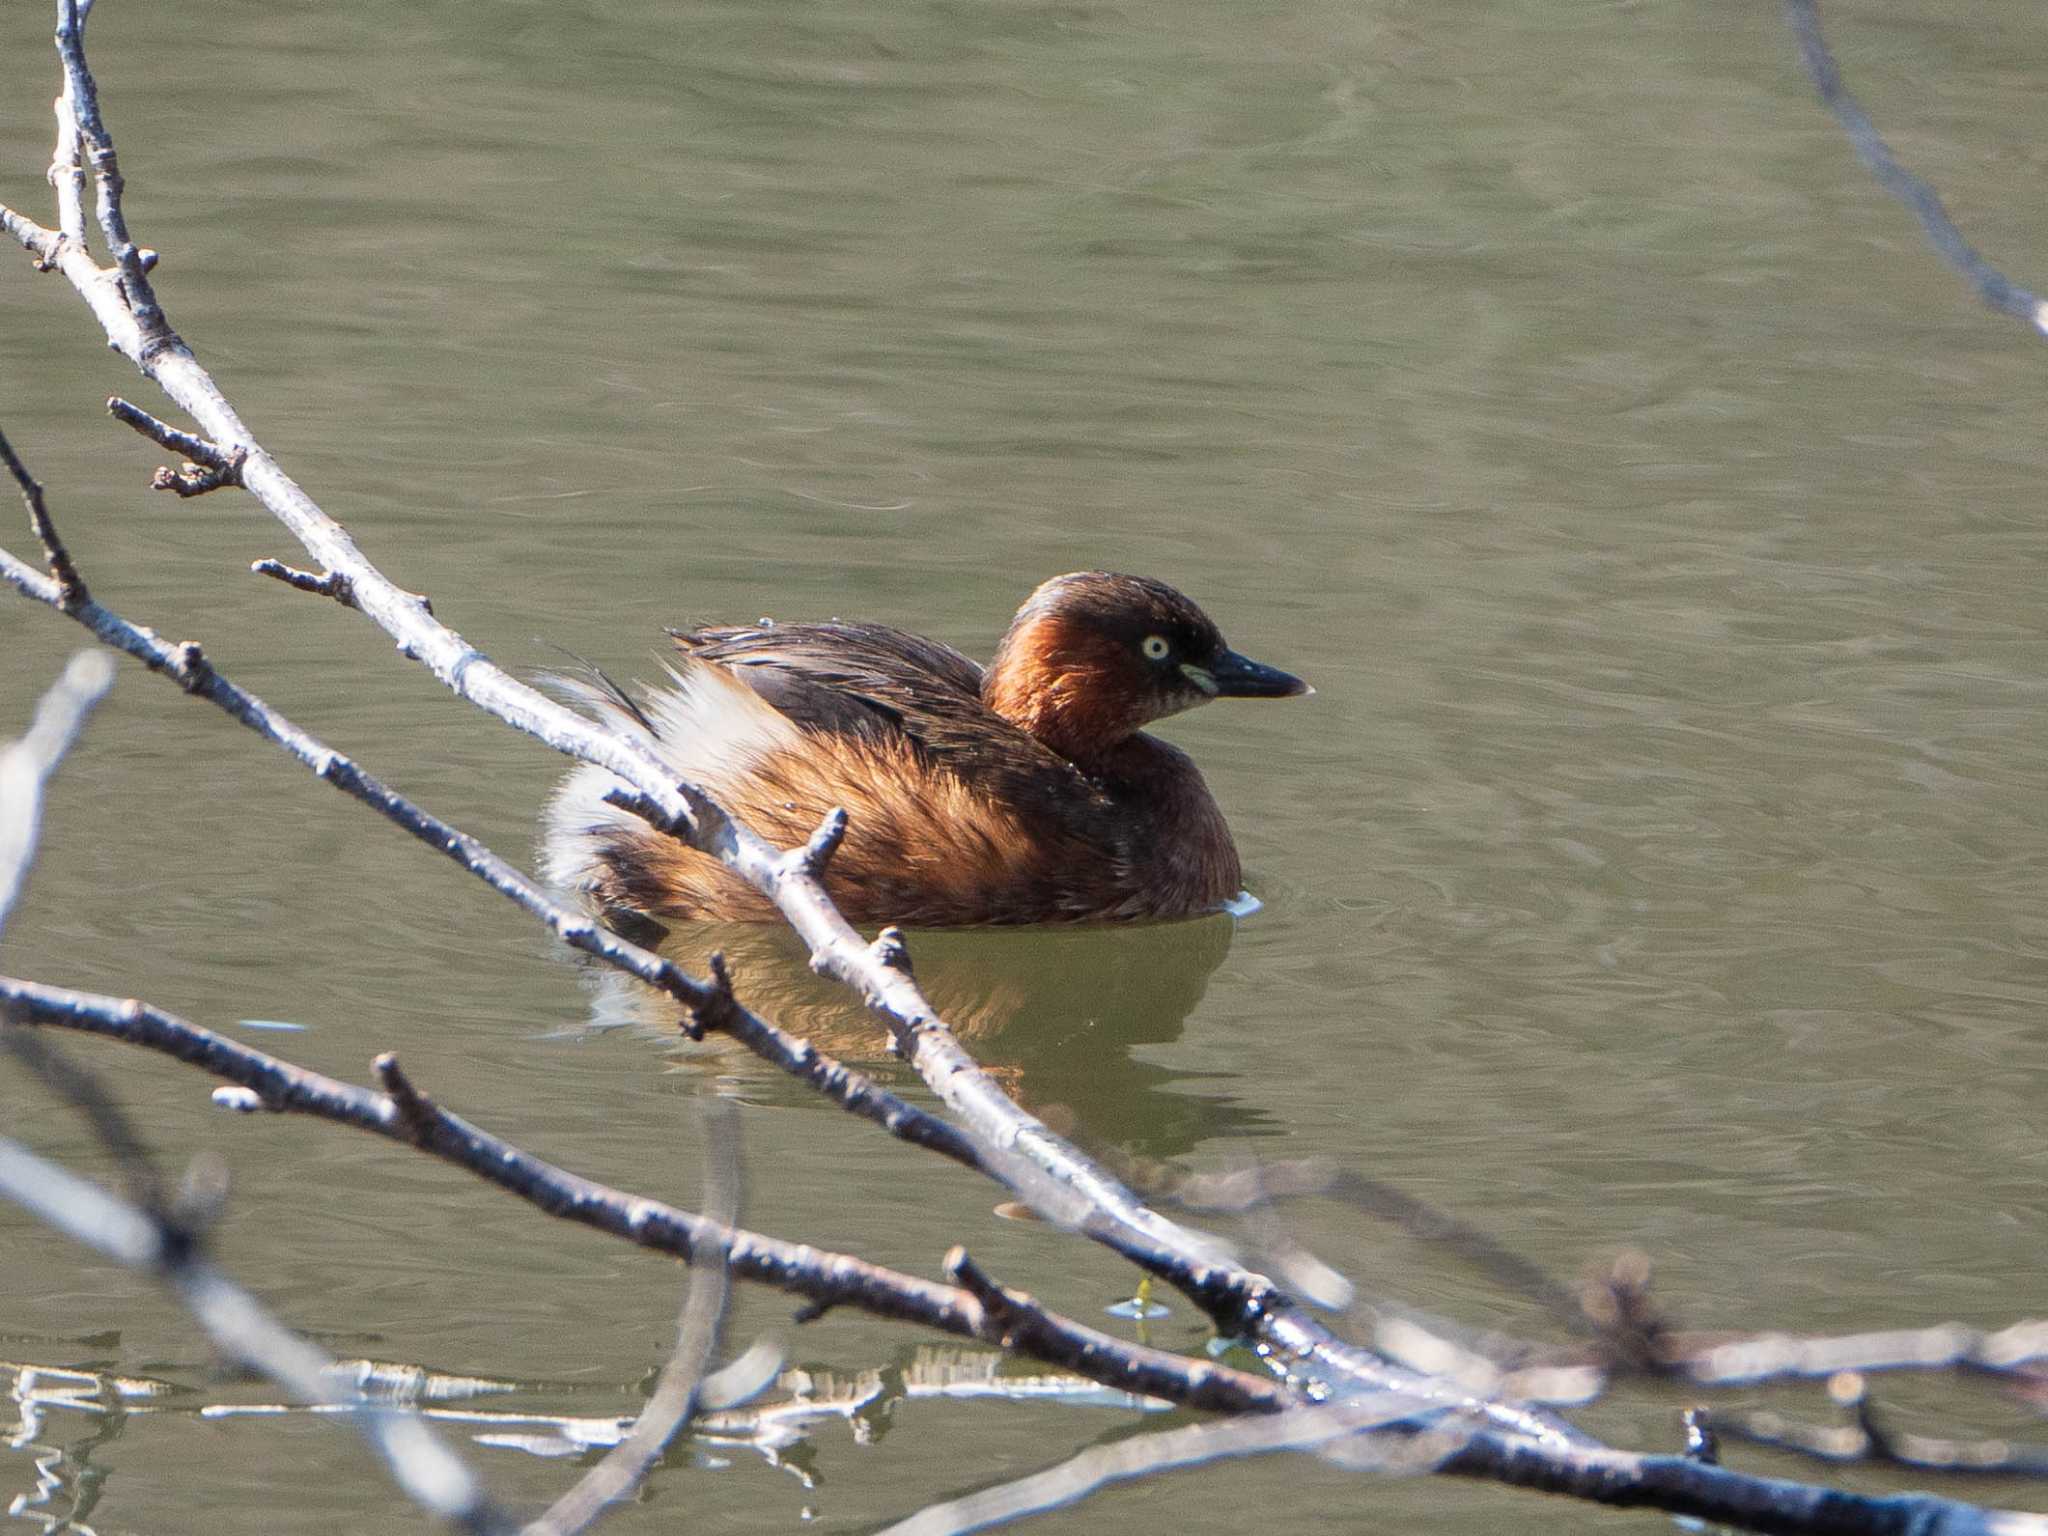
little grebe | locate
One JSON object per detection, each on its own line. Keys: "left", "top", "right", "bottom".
{"left": 542, "top": 572, "right": 1309, "bottom": 926}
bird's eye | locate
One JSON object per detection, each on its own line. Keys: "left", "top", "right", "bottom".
{"left": 1140, "top": 635, "right": 1171, "bottom": 661}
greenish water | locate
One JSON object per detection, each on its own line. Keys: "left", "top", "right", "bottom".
{"left": 6, "top": 1, "right": 2048, "bottom": 1530}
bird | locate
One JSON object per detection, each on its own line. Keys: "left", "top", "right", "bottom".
{"left": 542, "top": 571, "right": 1309, "bottom": 927}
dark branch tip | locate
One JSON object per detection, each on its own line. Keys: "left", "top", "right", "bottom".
{"left": 947, "top": 1245, "right": 1005, "bottom": 1305}
{"left": 1580, "top": 1248, "right": 1671, "bottom": 1372}
{"left": 371, "top": 1052, "right": 439, "bottom": 1144}
{"left": 945, "top": 1248, "right": 1031, "bottom": 1347}
{"left": 167, "top": 640, "right": 210, "bottom": 693}
{"left": 250, "top": 558, "right": 356, "bottom": 609}
{"left": 869, "top": 926, "right": 913, "bottom": 977}
{"left": 600, "top": 784, "right": 689, "bottom": 837}
{"left": 1681, "top": 1407, "right": 1721, "bottom": 1466}
{"left": 148, "top": 457, "right": 240, "bottom": 499}
{"left": 1, "top": 426, "right": 91, "bottom": 607}
{"left": 684, "top": 950, "right": 740, "bottom": 1042}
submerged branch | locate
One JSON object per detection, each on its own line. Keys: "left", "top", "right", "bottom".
{"left": 522, "top": 1103, "right": 742, "bottom": 1536}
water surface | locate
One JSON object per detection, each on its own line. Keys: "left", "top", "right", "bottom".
{"left": 5, "top": 1, "right": 2048, "bottom": 1530}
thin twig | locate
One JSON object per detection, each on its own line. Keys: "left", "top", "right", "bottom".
{"left": 250, "top": 558, "right": 357, "bottom": 607}
{"left": 1783, "top": 0, "right": 2047, "bottom": 336}
{"left": 0, "top": 1021, "right": 173, "bottom": 1222}
{"left": 45, "top": 1, "right": 84, "bottom": 253}
{"left": 1158, "top": 1161, "right": 1581, "bottom": 1328}
{"left": 0, "top": 649, "right": 114, "bottom": 934}
{"left": 105, "top": 395, "right": 232, "bottom": 465}
{"left": 0, "top": 426, "right": 87, "bottom": 607}
{"left": 54, "top": 0, "right": 172, "bottom": 353}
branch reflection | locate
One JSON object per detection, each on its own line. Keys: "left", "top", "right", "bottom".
{"left": 572, "top": 916, "right": 1270, "bottom": 1157}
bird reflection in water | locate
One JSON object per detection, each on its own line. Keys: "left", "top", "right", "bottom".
{"left": 569, "top": 913, "right": 1271, "bottom": 1160}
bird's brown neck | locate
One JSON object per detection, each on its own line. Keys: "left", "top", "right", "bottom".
{"left": 983, "top": 614, "right": 1146, "bottom": 768}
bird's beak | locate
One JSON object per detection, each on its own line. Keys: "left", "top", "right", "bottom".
{"left": 1185, "top": 650, "right": 1313, "bottom": 699}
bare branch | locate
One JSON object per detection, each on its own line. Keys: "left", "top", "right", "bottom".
{"left": 44, "top": 3, "right": 84, "bottom": 251}
{"left": 54, "top": 0, "right": 171, "bottom": 353}
{"left": 0, "top": 648, "right": 114, "bottom": 934}
{"left": 249, "top": 557, "right": 436, "bottom": 613}
{"left": 1423, "top": 1432, "right": 2048, "bottom": 1535}
{"left": 0, "top": 1019, "right": 173, "bottom": 1220}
